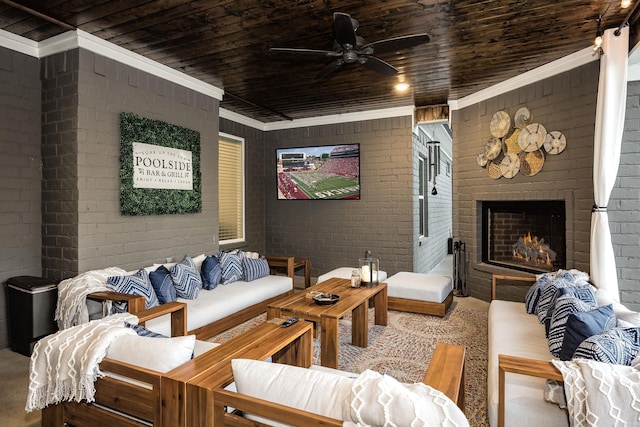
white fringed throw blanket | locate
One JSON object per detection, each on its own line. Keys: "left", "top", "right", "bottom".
{"left": 342, "top": 369, "right": 469, "bottom": 427}
{"left": 551, "top": 359, "right": 640, "bottom": 426}
{"left": 25, "top": 313, "right": 138, "bottom": 412}
{"left": 55, "top": 267, "right": 127, "bottom": 329}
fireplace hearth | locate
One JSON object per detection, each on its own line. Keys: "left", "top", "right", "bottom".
{"left": 482, "top": 200, "right": 566, "bottom": 273}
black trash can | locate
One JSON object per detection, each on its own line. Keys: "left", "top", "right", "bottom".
{"left": 6, "top": 276, "right": 58, "bottom": 356}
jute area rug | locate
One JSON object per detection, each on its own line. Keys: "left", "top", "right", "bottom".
{"left": 209, "top": 296, "right": 490, "bottom": 427}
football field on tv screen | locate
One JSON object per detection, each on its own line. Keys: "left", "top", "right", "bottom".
{"left": 288, "top": 172, "right": 359, "bottom": 199}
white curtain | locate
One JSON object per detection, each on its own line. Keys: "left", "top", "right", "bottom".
{"left": 590, "top": 26, "right": 628, "bottom": 301}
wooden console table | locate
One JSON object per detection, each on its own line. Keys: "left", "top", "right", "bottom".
{"left": 266, "top": 255, "right": 311, "bottom": 288}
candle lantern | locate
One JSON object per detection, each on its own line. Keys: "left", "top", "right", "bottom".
{"left": 359, "top": 253, "right": 379, "bottom": 288}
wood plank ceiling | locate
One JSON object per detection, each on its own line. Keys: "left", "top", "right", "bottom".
{"left": 0, "top": 0, "right": 635, "bottom": 123}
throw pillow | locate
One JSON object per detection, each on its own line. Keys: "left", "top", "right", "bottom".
{"left": 525, "top": 279, "right": 546, "bottom": 315}
{"left": 106, "top": 269, "right": 160, "bottom": 312}
{"left": 201, "top": 255, "right": 222, "bottom": 290}
{"left": 548, "top": 296, "right": 595, "bottom": 357}
{"left": 125, "top": 321, "right": 168, "bottom": 338}
{"left": 218, "top": 250, "right": 243, "bottom": 285}
{"left": 242, "top": 257, "right": 270, "bottom": 282}
{"left": 149, "top": 265, "right": 178, "bottom": 304}
{"left": 543, "top": 284, "right": 597, "bottom": 335}
{"left": 106, "top": 334, "right": 196, "bottom": 372}
{"left": 560, "top": 304, "right": 616, "bottom": 360}
{"left": 537, "top": 275, "right": 575, "bottom": 324}
{"left": 573, "top": 327, "right": 640, "bottom": 365}
{"left": 170, "top": 255, "right": 202, "bottom": 299}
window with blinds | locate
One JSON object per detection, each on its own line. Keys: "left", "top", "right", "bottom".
{"left": 219, "top": 133, "right": 245, "bottom": 244}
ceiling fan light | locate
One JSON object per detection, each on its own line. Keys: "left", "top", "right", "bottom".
{"left": 622, "top": 0, "right": 631, "bottom": 9}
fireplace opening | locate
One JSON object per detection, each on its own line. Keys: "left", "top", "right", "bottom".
{"left": 482, "top": 200, "right": 566, "bottom": 274}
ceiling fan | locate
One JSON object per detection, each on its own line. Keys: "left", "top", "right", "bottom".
{"left": 270, "top": 12, "right": 430, "bottom": 80}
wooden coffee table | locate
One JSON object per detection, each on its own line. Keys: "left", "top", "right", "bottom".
{"left": 267, "top": 277, "right": 387, "bottom": 368}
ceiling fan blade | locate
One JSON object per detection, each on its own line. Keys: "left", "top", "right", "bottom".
{"left": 363, "top": 33, "right": 430, "bottom": 54}
{"left": 360, "top": 55, "right": 398, "bottom": 76}
{"left": 313, "top": 59, "right": 344, "bottom": 80}
{"left": 333, "top": 12, "right": 357, "bottom": 48}
{"left": 270, "top": 47, "right": 342, "bottom": 57}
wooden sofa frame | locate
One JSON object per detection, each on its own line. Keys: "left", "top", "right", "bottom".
{"left": 212, "top": 342, "right": 467, "bottom": 427}
{"left": 491, "top": 273, "right": 564, "bottom": 427}
{"left": 41, "top": 300, "right": 314, "bottom": 427}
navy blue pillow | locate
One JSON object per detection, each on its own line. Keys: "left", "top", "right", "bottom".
{"left": 201, "top": 255, "right": 222, "bottom": 290}
{"left": 574, "top": 327, "right": 640, "bottom": 365}
{"left": 544, "top": 284, "right": 596, "bottom": 336}
{"left": 560, "top": 304, "right": 616, "bottom": 361}
{"left": 149, "top": 265, "right": 178, "bottom": 304}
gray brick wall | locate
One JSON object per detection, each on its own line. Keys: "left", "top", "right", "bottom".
{"left": 0, "top": 47, "right": 42, "bottom": 349}
{"left": 264, "top": 117, "right": 414, "bottom": 278}
{"left": 41, "top": 50, "right": 80, "bottom": 280}
{"left": 614, "top": 81, "right": 640, "bottom": 310}
{"left": 451, "top": 62, "right": 599, "bottom": 302}
{"left": 40, "top": 49, "right": 221, "bottom": 278}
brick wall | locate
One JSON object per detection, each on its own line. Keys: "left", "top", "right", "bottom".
{"left": 451, "top": 62, "right": 599, "bottom": 302}
{"left": 264, "top": 117, "right": 414, "bottom": 278}
{"left": 40, "top": 49, "right": 221, "bottom": 278}
{"left": 0, "top": 47, "right": 42, "bottom": 349}
{"left": 614, "top": 81, "right": 640, "bottom": 310}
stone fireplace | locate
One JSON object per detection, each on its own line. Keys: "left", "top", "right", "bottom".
{"left": 481, "top": 200, "right": 566, "bottom": 274}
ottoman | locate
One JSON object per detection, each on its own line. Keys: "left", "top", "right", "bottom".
{"left": 386, "top": 272, "right": 453, "bottom": 317}
{"left": 317, "top": 267, "right": 388, "bottom": 285}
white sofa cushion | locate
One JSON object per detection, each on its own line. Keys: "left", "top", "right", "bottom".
{"left": 144, "top": 274, "right": 292, "bottom": 336}
{"left": 232, "top": 358, "right": 354, "bottom": 426}
{"left": 386, "top": 272, "right": 452, "bottom": 303}
{"left": 317, "top": 267, "right": 388, "bottom": 284}
{"left": 488, "top": 300, "right": 567, "bottom": 427}
{"left": 107, "top": 334, "right": 196, "bottom": 373}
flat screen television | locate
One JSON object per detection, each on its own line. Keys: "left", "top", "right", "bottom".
{"left": 276, "top": 144, "right": 360, "bottom": 200}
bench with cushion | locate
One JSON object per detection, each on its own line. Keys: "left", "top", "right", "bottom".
{"left": 213, "top": 342, "right": 467, "bottom": 427}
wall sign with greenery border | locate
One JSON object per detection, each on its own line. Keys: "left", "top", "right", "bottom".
{"left": 120, "top": 112, "right": 201, "bottom": 215}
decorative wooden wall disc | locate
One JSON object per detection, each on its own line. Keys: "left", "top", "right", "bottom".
{"left": 487, "top": 152, "right": 505, "bottom": 179}
{"left": 484, "top": 136, "right": 502, "bottom": 160}
{"left": 543, "top": 131, "right": 567, "bottom": 155}
{"left": 500, "top": 153, "right": 520, "bottom": 179}
{"left": 514, "top": 107, "right": 533, "bottom": 129}
{"left": 519, "top": 149, "right": 545, "bottom": 176}
{"left": 490, "top": 111, "right": 511, "bottom": 137}
{"left": 503, "top": 129, "right": 522, "bottom": 154}
{"left": 517, "top": 123, "right": 547, "bottom": 152}
{"left": 477, "top": 152, "right": 488, "bottom": 167}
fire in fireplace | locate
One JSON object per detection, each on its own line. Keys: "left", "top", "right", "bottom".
{"left": 482, "top": 200, "right": 566, "bottom": 273}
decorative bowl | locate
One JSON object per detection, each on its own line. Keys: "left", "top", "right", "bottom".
{"left": 312, "top": 293, "right": 340, "bottom": 305}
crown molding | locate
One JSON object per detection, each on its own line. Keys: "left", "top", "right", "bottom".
{"left": 0, "top": 29, "right": 38, "bottom": 57}
{"left": 1, "top": 29, "right": 224, "bottom": 100}
{"left": 448, "top": 46, "right": 598, "bottom": 111}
